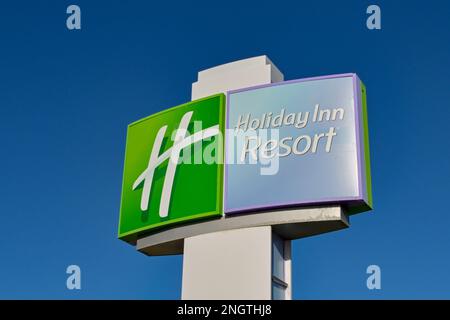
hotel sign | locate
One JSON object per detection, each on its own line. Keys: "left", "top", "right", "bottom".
{"left": 118, "top": 74, "right": 372, "bottom": 243}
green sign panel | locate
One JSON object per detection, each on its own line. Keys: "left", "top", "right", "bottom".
{"left": 118, "top": 94, "right": 225, "bottom": 243}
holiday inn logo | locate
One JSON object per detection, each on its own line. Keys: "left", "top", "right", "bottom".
{"left": 118, "top": 94, "right": 225, "bottom": 242}
{"left": 132, "top": 110, "right": 221, "bottom": 218}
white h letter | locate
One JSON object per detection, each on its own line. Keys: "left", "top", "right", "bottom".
{"left": 132, "top": 111, "right": 219, "bottom": 218}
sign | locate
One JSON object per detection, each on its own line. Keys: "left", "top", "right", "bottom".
{"left": 118, "top": 94, "right": 225, "bottom": 242}
{"left": 118, "top": 74, "right": 372, "bottom": 242}
{"left": 225, "top": 74, "right": 372, "bottom": 214}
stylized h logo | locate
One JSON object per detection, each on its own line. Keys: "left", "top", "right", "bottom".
{"left": 132, "top": 111, "right": 220, "bottom": 218}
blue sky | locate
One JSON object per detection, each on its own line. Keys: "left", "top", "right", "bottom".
{"left": 1, "top": 0, "right": 450, "bottom": 299}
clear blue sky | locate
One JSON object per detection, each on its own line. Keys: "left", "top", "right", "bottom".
{"left": 1, "top": 0, "right": 449, "bottom": 299}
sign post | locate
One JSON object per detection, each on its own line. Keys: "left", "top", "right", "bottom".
{"left": 183, "top": 56, "right": 288, "bottom": 300}
{"left": 118, "top": 56, "right": 372, "bottom": 300}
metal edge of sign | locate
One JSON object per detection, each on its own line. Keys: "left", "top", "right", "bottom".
{"left": 361, "top": 80, "right": 373, "bottom": 209}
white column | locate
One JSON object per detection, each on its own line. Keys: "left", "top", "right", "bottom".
{"left": 182, "top": 226, "right": 272, "bottom": 300}
{"left": 182, "top": 56, "right": 289, "bottom": 300}
{"left": 284, "top": 240, "right": 292, "bottom": 300}
{"left": 191, "top": 55, "right": 283, "bottom": 100}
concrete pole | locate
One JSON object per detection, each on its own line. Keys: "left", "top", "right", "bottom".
{"left": 181, "top": 56, "right": 291, "bottom": 300}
